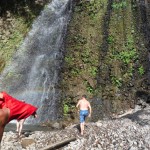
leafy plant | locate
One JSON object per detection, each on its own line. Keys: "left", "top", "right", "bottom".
{"left": 138, "top": 65, "right": 145, "bottom": 75}
{"left": 127, "top": 66, "right": 134, "bottom": 77}
{"left": 89, "top": 66, "right": 98, "bottom": 77}
{"left": 87, "top": 1, "right": 99, "bottom": 16}
{"left": 63, "top": 103, "right": 69, "bottom": 116}
{"left": 76, "top": 0, "right": 103, "bottom": 16}
{"left": 73, "top": 35, "right": 87, "bottom": 44}
{"left": 111, "top": 76, "right": 122, "bottom": 87}
{"left": 107, "top": 35, "right": 115, "bottom": 44}
{"left": 81, "top": 49, "right": 90, "bottom": 63}
{"left": 118, "top": 48, "right": 138, "bottom": 64}
{"left": 112, "top": 1, "right": 127, "bottom": 10}
{"left": 65, "top": 56, "right": 74, "bottom": 64}
{"left": 84, "top": 81, "right": 94, "bottom": 94}
{"left": 70, "top": 68, "right": 80, "bottom": 76}
{"left": 87, "top": 85, "right": 94, "bottom": 94}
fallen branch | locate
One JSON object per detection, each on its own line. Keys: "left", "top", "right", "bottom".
{"left": 113, "top": 109, "right": 134, "bottom": 119}
{"left": 40, "top": 137, "right": 76, "bottom": 150}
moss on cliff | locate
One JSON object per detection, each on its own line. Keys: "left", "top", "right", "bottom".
{"left": 0, "top": 0, "right": 149, "bottom": 122}
{"left": 0, "top": 0, "right": 48, "bottom": 72}
{"left": 62, "top": 0, "right": 108, "bottom": 119}
{"left": 62, "top": 0, "right": 149, "bottom": 120}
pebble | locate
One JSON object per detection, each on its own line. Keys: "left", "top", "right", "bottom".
{"left": 1, "top": 106, "right": 150, "bottom": 150}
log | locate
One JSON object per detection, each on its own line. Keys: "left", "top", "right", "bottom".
{"left": 40, "top": 137, "right": 76, "bottom": 150}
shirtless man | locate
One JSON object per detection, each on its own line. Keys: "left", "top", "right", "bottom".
{"left": 76, "top": 95, "right": 92, "bottom": 135}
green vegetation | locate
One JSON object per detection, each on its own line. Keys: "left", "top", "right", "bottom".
{"left": 0, "top": 17, "right": 30, "bottom": 70}
{"left": 62, "top": 0, "right": 107, "bottom": 97}
{"left": 107, "top": 0, "right": 139, "bottom": 91}
{"left": 84, "top": 80, "right": 95, "bottom": 94}
{"left": 63, "top": 99, "right": 75, "bottom": 117}
{"left": 107, "top": 35, "right": 115, "bottom": 44}
{"left": 1, "top": 0, "right": 147, "bottom": 121}
{"left": 111, "top": 76, "right": 122, "bottom": 87}
{"left": 118, "top": 48, "right": 137, "bottom": 64}
{"left": 138, "top": 65, "right": 145, "bottom": 75}
{"left": 61, "top": 0, "right": 145, "bottom": 118}
{"left": 112, "top": 1, "right": 127, "bottom": 10}
{"left": 119, "top": 36, "right": 138, "bottom": 64}
{"left": 63, "top": 103, "right": 69, "bottom": 116}
{"left": 89, "top": 66, "right": 98, "bottom": 77}
{"left": 0, "top": 1, "right": 47, "bottom": 72}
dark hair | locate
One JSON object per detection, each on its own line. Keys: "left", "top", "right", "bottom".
{"left": 82, "top": 95, "right": 87, "bottom": 98}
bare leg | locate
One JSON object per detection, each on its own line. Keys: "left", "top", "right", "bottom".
{"left": 0, "top": 126, "right": 4, "bottom": 143}
{"left": 18, "top": 119, "right": 25, "bottom": 136}
{"left": 80, "top": 122, "right": 85, "bottom": 135}
{"left": 0, "top": 108, "right": 10, "bottom": 143}
{"left": 16, "top": 121, "right": 19, "bottom": 132}
{"left": 32, "top": 112, "right": 38, "bottom": 118}
{"left": 82, "top": 122, "right": 85, "bottom": 131}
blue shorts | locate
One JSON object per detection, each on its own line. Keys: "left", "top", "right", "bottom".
{"left": 80, "top": 110, "right": 89, "bottom": 123}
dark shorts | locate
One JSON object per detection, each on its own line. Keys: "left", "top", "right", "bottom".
{"left": 80, "top": 110, "right": 89, "bottom": 123}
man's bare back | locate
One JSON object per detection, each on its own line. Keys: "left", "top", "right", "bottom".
{"left": 77, "top": 99, "right": 90, "bottom": 110}
{"left": 76, "top": 95, "right": 92, "bottom": 116}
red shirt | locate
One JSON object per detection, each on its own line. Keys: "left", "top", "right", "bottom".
{"left": 0, "top": 91, "right": 37, "bottom": 122}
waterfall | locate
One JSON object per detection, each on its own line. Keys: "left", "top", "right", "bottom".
{"left": 0, "top": 0, "right": 72, "bottom": 124}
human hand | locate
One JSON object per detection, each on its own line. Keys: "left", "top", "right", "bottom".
{"left": 88, "top": 114, "right": 91, "bottom": 118}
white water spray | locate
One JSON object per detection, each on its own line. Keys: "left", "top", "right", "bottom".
{"left": 0, "top": 0, "right": 72, "bottom": 124}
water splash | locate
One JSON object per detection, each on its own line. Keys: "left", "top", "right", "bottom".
{"left": 0, "top": 0, "right": 72, "bottom": 124}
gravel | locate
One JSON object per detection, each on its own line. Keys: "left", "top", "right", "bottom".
{"left": 1, "top": 106, "right": 150, "bottom": 150}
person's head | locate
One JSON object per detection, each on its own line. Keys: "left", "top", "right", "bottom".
{"left": 82, "top": 95, "right": 87, "bottom": 99}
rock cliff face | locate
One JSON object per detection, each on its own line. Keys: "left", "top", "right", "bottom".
{"left": 0, "top": 0, "right": 48, "bottom": 72}
{"left": 0, "top": 0, "right": 149, "bottom": 122}
{"left": 61, "top": 0, "right": 150, "bottom": 121}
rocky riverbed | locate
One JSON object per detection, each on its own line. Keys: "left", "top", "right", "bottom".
{"left": 1, "top": 105, "right": 150, "bottom": 150}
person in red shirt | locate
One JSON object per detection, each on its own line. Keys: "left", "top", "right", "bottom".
{"left": 0, "top": 91, "right": 38, "bottom": 141}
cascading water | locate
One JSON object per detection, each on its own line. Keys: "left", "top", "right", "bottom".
{"left": 0, "top": 0, "right": 72, "bottom": 124}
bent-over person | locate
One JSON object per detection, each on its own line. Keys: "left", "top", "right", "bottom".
{"left": 0, "top": 91, "right": 37, "bottom": 143}
{"left": 76, "top": 95, "right": 92, "bottom": 135}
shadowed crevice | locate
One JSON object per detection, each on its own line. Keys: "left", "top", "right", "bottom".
{"left": 97, "top": 0, "right": 113, "bottom": 86}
